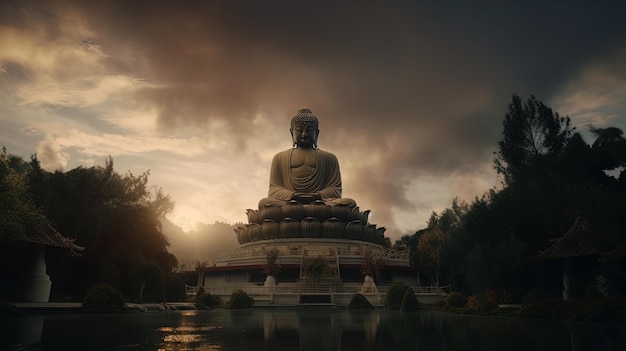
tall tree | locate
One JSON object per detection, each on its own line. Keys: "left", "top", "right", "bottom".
{"left": 494, "top": 94, "right": 573, "bottom": 187}
{"left": 417, "top": 227, "right": 446, "bottom": 287}
{"left": 491, "top": 95, "right": 577, "bottom": 253}
{"left": 410, "top": 95, "right": 626, "bottom": 298}
{"left": 589, "top": 126, "right": 626, "bottom": 174}
{"left": 0, "top": 148, "right": 44, "bottom": 251}
{"left": 28, "top": 156, "right": 176, "bottom": 298}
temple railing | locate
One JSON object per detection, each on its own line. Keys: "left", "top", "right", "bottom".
{"left": 185, "top": 285, "right": 199, "bottom": 296}
{"left": 198, "top": 283, "right": 449, "bottom": 296}
{"left": 376, "top": 284, "right": 451, "bottom": 295}
{"left": 216, "top": 243, "right": 409, "bottom": 263}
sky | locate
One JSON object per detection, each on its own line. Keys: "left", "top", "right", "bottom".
{"left": 2, "top": 0, "right": 626, "bottom": 245}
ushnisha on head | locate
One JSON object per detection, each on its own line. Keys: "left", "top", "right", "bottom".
{"left": 290, "top": 107, "right": 320, "bottom": 148}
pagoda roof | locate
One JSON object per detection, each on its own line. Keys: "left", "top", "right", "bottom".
{"left": 22, "top": 223, "right": 85, "bottom": 255}
{"left": 538, "top": 217, "right": 598, "bottom": 260}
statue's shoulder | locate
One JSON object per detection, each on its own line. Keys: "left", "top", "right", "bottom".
{"left": 315, "top": 148, "right": 338, "bottom": 161}
{"left": 272, "top": 149, "right": 293, "bottom": 162}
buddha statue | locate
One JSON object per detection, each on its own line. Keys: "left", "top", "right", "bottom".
{"left": 258, "top": 108, "right": 356, "bottom": 209}
{"left": 237, "top": 107, "right": 387, "bottom": 245}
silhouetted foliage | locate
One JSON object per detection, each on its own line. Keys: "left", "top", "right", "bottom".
{"left": 83, "top": 283, "right": 125, "bottom": 313}
{"left": 400, "top": 288, "right": 420, "bottom": 311}
{"left": 417, "top": 227, "right": 446, "bottom": 286}
{"left": 348, "top": 293, "right": 374, "bottom": 310}
{"left": 225, "top": 290, "right": 254, "bottom": 309}
{"left": 446, "top": 292, "right": 467, "bottom": 309}
{"left": 385, "top": 281, "right": 409, "bottom": 310}
{"left": 403, "top": 94, "right": 626, "bottom": 300}
{"left": 302, "top": 256, "right": 336, "bottom": 286}
{"left": 0, "top": 149, "right": 80, "bottom": 299}
{"left": 195, "top": 292, "right": 222, "bottom": 309}
{"left": 360, "top": 246, "right": 381, "bottom": 279}
{"left": 494, "top": 94, "right": 573, "bottom": 187}
{"left": 0, "top": 148, "right": 46, "bottom": 251}
{"left": 24, "top": 155, "right": 177, "bottom": 299}
{"left": 263, "top": 248, "right": 281, "bottom": 277}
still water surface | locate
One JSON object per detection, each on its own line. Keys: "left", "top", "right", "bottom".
{"left": 2, "top": 309, "right": 625, "bottom": 350}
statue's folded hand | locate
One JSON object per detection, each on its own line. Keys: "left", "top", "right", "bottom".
{"left": 292, "top": 192, "right": 321, "bottom": 204}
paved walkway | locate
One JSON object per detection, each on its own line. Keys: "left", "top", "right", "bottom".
{"left": 11, "top": 302, "right": 198, "bottom": 312}
{"left": 13, "top": 302, "right": 82, "bottom": 310}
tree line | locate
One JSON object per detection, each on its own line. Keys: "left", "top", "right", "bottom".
{"left": 0, "top": 151, "right": 181, "bottom": 301}
{"left": 396, "top": 95, "right": 626, "bottom": 301}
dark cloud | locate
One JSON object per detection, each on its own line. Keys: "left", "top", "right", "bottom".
{"left": 60, "top": 1, "right": 626, "bottom": 127}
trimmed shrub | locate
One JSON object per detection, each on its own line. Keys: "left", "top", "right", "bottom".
{"left": 484, "top": 288, "right": 499, "bottom": 304}
{"left": 83, "top": 283, "right": 125, "bottom": 313}
{"left": 446, "top": 292, "right": 466, "bottom": 309}
{"left": 400, "top": 288, "right": 420, "bottom": 312}
{"left": 225, "top": 290, "right": 254, "bottom": 309}
{"left": 465, "top": 295, "right": 480, "bottom": 310}
{"left": 522, "top": 287, "right": 551, "bottom": 306}
{"left": 348, "top": 293, "right": 374, "bottom": 310}
{"left": 196, "top": 292, "right": 222, "bottom": 309}
{"left": 385, "top": 281, "right": 410, "bottom": 310}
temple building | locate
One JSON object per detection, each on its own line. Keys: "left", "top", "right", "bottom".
{"left": 19, "top": 224, "right": 84, "bottom": 302}
{"left": 194, "top": 108, "right": 418, "bottom": 307}
{"left": 539, "top": 217, "right": 600, "bottom": 300}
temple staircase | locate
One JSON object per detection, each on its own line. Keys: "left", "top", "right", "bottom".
{"left": 297, "top": 248, "right": 342, "bottom": 308}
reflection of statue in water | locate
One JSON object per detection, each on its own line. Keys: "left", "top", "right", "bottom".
{"left": 258, "top": 108, "right": 356, "bottom": 208}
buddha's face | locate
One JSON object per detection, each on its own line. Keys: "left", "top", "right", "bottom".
{"left": 291, "top": 122, "right": 318, "bottom": 148}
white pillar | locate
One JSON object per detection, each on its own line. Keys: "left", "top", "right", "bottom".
{"left": 20, "top": 245, "right": 52, "bottom": 302}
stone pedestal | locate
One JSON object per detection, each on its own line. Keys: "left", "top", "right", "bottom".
{"left": 20, "top": 245, "right": 52, "bottom": 302}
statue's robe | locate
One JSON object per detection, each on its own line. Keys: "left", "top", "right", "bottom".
{"left": 259, "top": 148, "right": 355, "bottom": 208}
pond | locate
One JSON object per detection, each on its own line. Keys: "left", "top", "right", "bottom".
{"left": 1, "top": 309, "right": 625, "bottom": 350}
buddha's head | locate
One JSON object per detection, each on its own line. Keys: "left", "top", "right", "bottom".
{"left": 290, "top": 108, "right": 319, "bottom": 148}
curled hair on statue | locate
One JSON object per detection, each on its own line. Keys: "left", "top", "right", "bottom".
{"left": 290, "top": 107, "right": 318, "bottom": 128}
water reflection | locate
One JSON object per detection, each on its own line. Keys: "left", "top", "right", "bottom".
{"left": 157, "top": 311, "right": 220, "bottom": 350}
{"left": 1, "top": 309, "right": 625, "bottom": 350}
